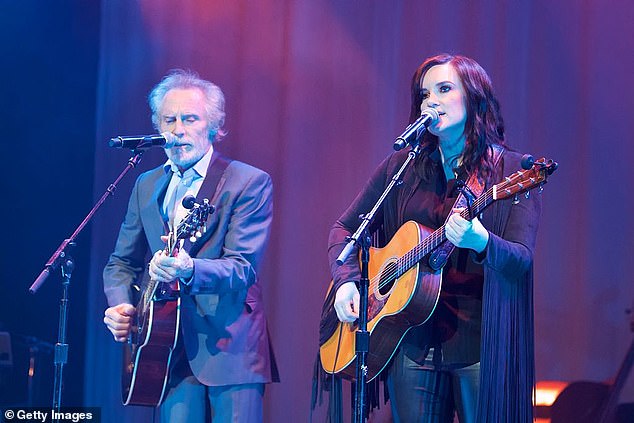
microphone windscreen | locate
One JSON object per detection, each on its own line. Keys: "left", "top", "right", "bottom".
{"left": 162, "top": 132, "right": 177, "bottom": 147}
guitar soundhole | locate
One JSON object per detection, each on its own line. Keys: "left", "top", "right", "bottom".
{"left": 377, "top": 261, "right": 397, "bottom": 296}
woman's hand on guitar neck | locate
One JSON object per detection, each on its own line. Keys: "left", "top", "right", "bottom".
{"left": 334, "top": 282, "right": 360, "bottom": 323}
{"left": 445, "top": 207, "right": 490, "bottom": 254}
{"left": 104, "top": 303, "right": 136, "bottom": 342}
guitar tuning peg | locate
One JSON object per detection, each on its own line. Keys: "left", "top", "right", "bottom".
{"left": 538, "top": 184, "right": 544, "bottom": 193}
{"left": 189, "top": 235, "right": 197, "bottom": 243}
{"left": 513, "top": 194, "right": 519, "bottom": 205}
{"left": 524, "top": 191, "right": 530, "bottom": 199}
{"left": 196, "top": 230, "right": 202, "bottom": 237}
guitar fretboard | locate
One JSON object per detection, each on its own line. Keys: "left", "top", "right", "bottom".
{"left": 393, "top": 186, "right": 496, "bottom": 281}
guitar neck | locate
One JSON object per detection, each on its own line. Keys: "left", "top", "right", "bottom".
{"left": 167, "top": 229, "right": 180, "bottom": 256}
{"left": 396, "top": 186, "right": 495, "bottom": 278}
{"left": 139, "top": 231, "right": 178, "bottom": 311}
{"left": 387, "top": 157, "right": 555, "bottom": 283}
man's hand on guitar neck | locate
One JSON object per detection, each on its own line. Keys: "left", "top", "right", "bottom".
{"left": 334, "top": 282, "right": 360, "bottom": 323}
{"left": 149, "top": 236, "right": 194, "bottom": 283}
{"left": 104, "top": 303, "right": 136, "bottom": 342}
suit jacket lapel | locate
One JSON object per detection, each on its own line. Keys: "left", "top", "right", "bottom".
{"left": 139, "top": 168, "right": 172, "bottom": 251}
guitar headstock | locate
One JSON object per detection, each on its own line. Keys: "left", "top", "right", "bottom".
{"left": 165, "top": 198, "right": 214, "bottom": 255}
{"left": 176, "top": 198, "right": 214, "bottom": 244}
{"left": 493, "top": 157, "right": 558, "bottom": 202}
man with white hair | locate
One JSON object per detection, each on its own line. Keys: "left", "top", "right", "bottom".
{"left": 103, "top": 70, "right": 278, "bottom": 422}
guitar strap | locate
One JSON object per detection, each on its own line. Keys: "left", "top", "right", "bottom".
{"left": 181, "top": 153, "right": 232, "bottom": 256}
{"left": 428, "top": 144, "right": 505, "bottom": 270}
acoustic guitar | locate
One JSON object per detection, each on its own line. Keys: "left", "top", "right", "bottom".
{"left": 121, "top": 196, "right": 213, "bottom": 406}
{"left": 320, "top": 158, "right": 558, "bottom": 381}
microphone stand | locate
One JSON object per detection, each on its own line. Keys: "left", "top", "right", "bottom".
{"left": 336, "top": 142, "right": 423, "bottom": 423}
{"left": 29, "top": 149, "right": 146, "bottom": 415}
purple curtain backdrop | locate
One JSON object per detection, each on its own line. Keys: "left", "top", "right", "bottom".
{"left": 83, "top": 1, "right": 634, "bottom": 421}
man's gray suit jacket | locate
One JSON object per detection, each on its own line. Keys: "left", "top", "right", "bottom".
{"left": 104, "top": 152, "right": 278, "bottom": 386}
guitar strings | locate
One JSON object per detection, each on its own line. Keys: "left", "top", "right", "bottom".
{"left": 367, "top": 189, "right": 494, "bottom": 293}
{"left": 360, "top": 168, "right": 533, "bottom": 318}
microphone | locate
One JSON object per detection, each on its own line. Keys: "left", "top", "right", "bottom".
{"left": 393, "top": 108, "right": 440, "bottom": 151}
{"left": 109, "top": 132, "right": 175, "bottom": 149}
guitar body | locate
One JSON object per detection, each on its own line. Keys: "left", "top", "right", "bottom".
{"left": 122, "top": 288, "right": 181, "bottom": 406}
{"left": 319, "top": 221, "right": 442, "bottom": 381}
